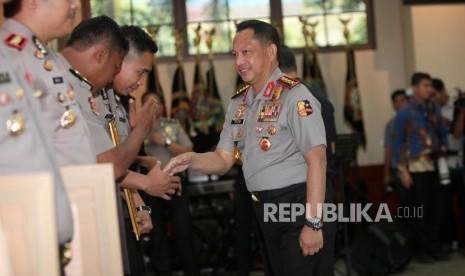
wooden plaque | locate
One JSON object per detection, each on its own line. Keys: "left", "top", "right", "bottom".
{"left": 60, "top": 164, "right": 123, "bottom": 276}
{"left": 0, "top": 172, "right": 60, "bottom": 276}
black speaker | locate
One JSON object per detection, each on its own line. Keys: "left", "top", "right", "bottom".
{"left": 350, "top": 221, "right": 414, "bottom": 276}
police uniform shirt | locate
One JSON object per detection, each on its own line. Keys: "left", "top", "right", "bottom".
{"left": 83, "top": 88, "right": 119, "bottom": 154}
{"left": 145, "top": 119, "right": 193, "bottom": 165}
{"left": 217, "top": 68, "right": 326, "bottom": 192}
{"left": 0, "top": 19, "right": 96, "bottom": 166}
{"left": 55, "top": 53, "right": 114, "bottom": 155}
{"left": 113, "top": 92, "right": 132, "bottom": 143}
{"left": 0, "top": 48, "right": 73, "bottom": 244}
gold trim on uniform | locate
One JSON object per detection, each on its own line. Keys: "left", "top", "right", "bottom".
{"left": 15, "top": 87, "right": 25, "bottom": 100}
{"left": 235, "top": 104, "right": 247, "bottom": 119}
{"left": 57, "top": 92, "right": 65, "bottom": 103}
{"left": 233, "top": 141, "right": 243, "bottom": 165}
{"left": 238, "top": 129, "right": 244, "bottom": 139}
{"left": 67, "top": 90, "right": 75, "bottom": 101}
{"left": 44, "top": 60, "right": 53, "bottom": 71}
{"left": 267, "top": 125, "right": 277, "bottom": 136}
{"left": 34, "top": 50, "right": 45, "bottom": 60}
{"left": 61, "top": 108, "right": 76, "bottom": 128}
{"left": 6, "top": 111, "right": 24, "bottom": 136}
{"left": 276, "top": 75, "right": 301, "bottom": 89}
{"left": 32, "top": 35, "right": 48, "bottom": 56}
{"left": 272, "top": 85, "right": 283, "bottom": 102}
{"left": 231, "top": 84, "right": 250, "bottom": 99}
{"left": 34, "top": 89, "right": 43, "bottom": 98}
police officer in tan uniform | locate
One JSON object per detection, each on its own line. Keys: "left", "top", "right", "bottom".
{"left": 102, "top": 26, "right": 183, "bottom": 275}
{"left": 1, "top": 0, "right": 96, "bottom": 166}
{"left": 0, "top": 0, "right": 78, "bottom": 266}
{"left": 0, "top": 42, "right": 74, "bottom": 250}
{"left": 60, "top": 20, "right": 180, "bottom": 200}
{"left": 164, "top": 20, "right": 335, "bottom": 275}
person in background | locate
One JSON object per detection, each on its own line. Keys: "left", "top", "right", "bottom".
{"left": 392, "top": 72, "right": 449, "bottom": 263}
{"left": 383, "top": 90, "right": 409, "bottom": 204}
{"left": 431, "top": 78, "right": 465, "bottom": 253}
{"left": 141, "top": 92, "right": 198, "bottom": 276}
{"left": 163, "top": 20, "right": 335, "bottom": 275}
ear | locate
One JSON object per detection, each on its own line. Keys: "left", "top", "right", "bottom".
{"left": 267, "top": 43, "right": 277, "bottom": 62}
{"left": 94, "top": 45, "right": 108, "bottom": 64}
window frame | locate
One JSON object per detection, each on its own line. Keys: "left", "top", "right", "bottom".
{"left": 82, "top": 0, "right": 376, "bottom": 62}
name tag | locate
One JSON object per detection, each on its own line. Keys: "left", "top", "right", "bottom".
{"left": 231, "top": 118, "right": 244, "bottom": 125}
{"left": 52, "top": 76, "right": 64, "bottom": 84}
{"left": 0, "top": 72, "right": 11, "bottom": 84}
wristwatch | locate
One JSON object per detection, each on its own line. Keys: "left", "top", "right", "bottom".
{"left": 164, "top": 136, "right": 172, "bottom": 147}
{"left": 305, "top": 216, "right": 323, "bottom": 231}
{"left": 136, "top": 205, "right": 152, "bottom": 215}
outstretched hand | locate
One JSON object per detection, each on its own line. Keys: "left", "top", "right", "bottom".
{"left": 163, "top": 152, "right": 193, "bottom": 176}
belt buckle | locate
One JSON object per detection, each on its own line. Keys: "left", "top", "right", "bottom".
{"left": 60, "top": 242, "right": 72, "bottom": 266}
{"left": 251, "top": 192, "right": 260, "bottom": 202}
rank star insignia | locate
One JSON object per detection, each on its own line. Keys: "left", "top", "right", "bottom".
{"left": 296, "top": 100, "right": 313, "bottom": 117}
{"left": 4, "top": 33, "right": 28, "bottom": 51}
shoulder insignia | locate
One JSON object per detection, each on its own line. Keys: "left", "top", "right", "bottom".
{"left": 69, "top": 69, "right": 93, "bottom": 91}
{"left": 231, "top": 84, "right": 250, "bottom": 99}
{"left": 4, "top": 33, "right": 28, "bottom": 51}
{"left": 276, "top": 75, "right": 301, "bottom": 89}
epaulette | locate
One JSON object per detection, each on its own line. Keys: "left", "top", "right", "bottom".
{"left": 3, "top": 33, "right": 28, "bottom": 51}
{"left": 231, "top": 84, "right": 250, "bottom": 99}
{"left": 69, "top": 69, "right": 93, "bottom": 91}
{"left": 276, "top": 75, "right": 301, "bottom": 89}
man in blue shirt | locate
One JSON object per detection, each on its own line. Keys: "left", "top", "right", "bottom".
{"left": 383, "top": 90, "right": 409, "bottom": 203}
{"left": 392, "top": 72, "right": 449, "bottom": 263}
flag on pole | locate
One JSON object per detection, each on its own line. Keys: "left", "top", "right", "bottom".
{"left": 206, "top": 60, "right": 225, "bottom": 134}
{"left": 147, "top": 62, "right": 167, "bottom": 117}
{"left": 343, "top": 47, "right": 366, "bottom": 148}
{"left": 171, "top": 61, "right": 192, "bottom": 135}
{"left": 190, "top": 58, "right": 211, "bottom": 136}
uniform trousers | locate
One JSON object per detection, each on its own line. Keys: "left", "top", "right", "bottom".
{"left": 409, "top": 171, "right": 449, "bottom": 254}
{"left": 251, "top": 183, "right": 336, "bottom": 276}
{"left": 123, "top": 202, "right": 146, "bottom": 276}
{"left": 141, "top": 176, "right": 198, "bottom": 276}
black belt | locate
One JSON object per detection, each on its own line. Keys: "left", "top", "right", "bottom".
{"left": 250, "top": 182, "right": 305, "bottom": 202}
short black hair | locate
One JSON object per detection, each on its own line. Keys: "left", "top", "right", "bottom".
{"left": 121, "top": 25, "right": 158, "bottom": 56}
{"left": 236, "top": 20, "right": 280, "bottom": 59}
{"left": 391, "top": 89, "right": 407, "bottom": 102}
{"left": 411, "top": 72, "right": 432, "bottom": 86}
{"left": 278, "top": 44, "right": 297, "bottom": 73}
{"left": 66, "top": 15, "right": 128, "bottom": 54}
{"left": 432, "top": 78, "right": 445, "bottom": 92}
{"left": 3, "top": 0, "right": 20, "bottom": 18}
